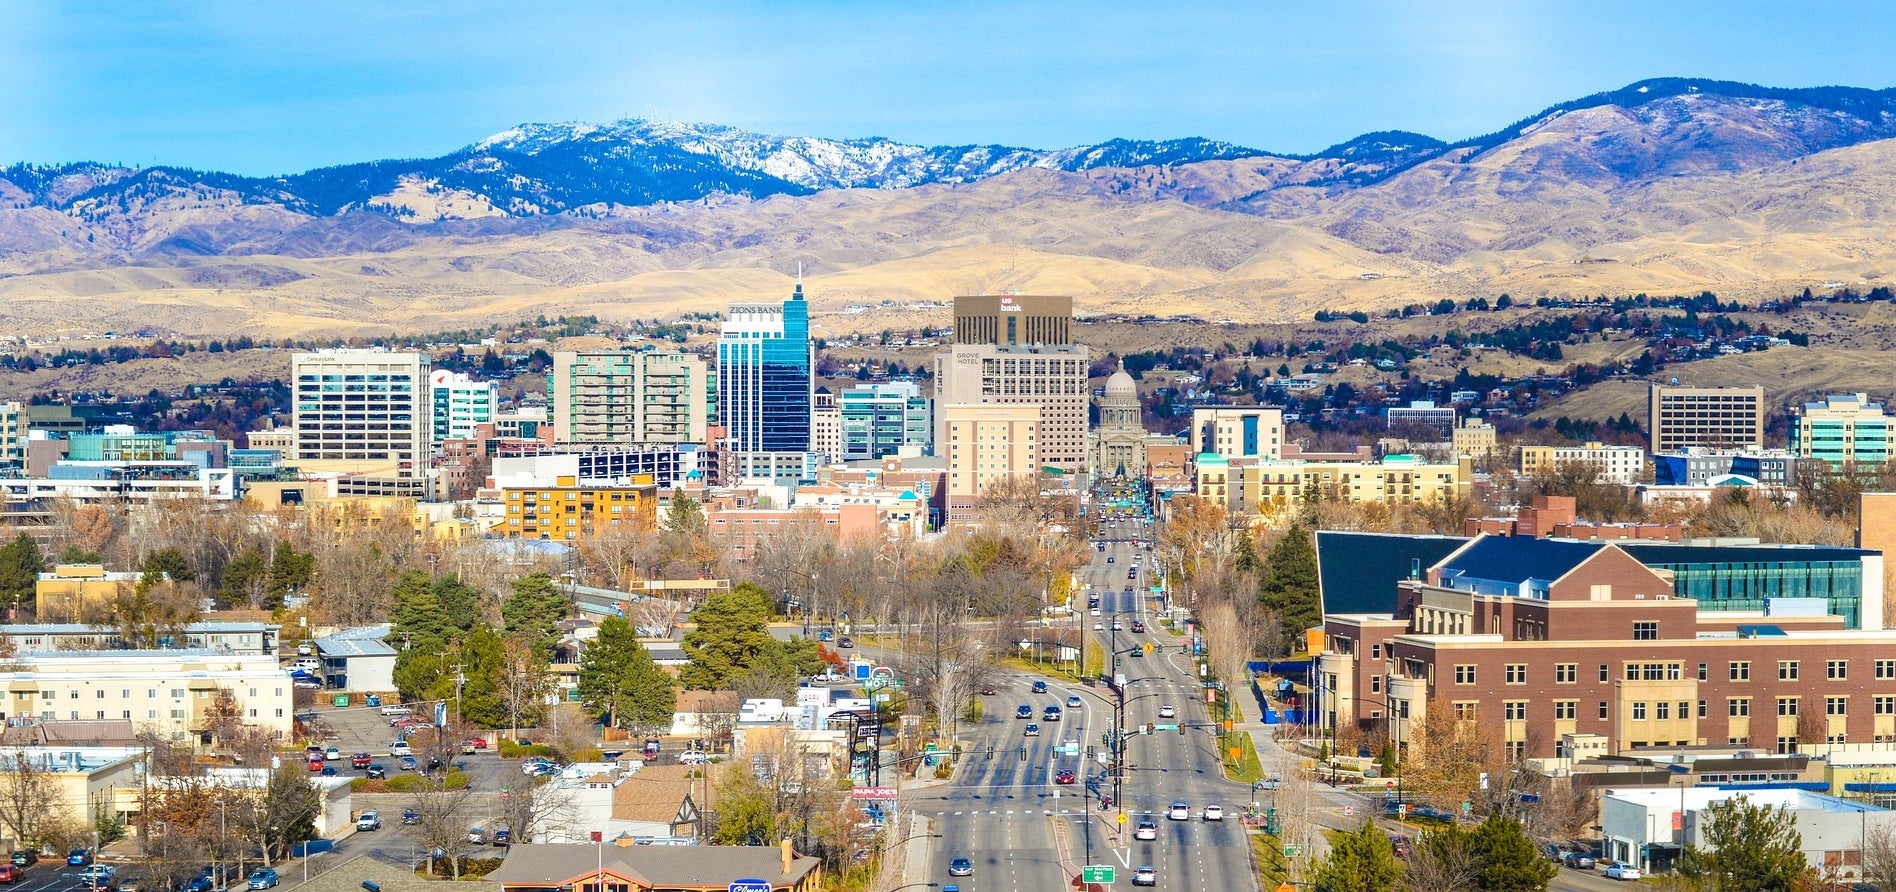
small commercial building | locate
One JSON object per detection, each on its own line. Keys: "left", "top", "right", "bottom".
{"left": 6, "top": 650, "right": 294, "bottom": 741}
{"left": 0, "top": 622, "right": 279, "bottom": 657}
{"left": 312, "top": 627, "right": 397, "bottom": 692}
{"left": 1601, "top": 787, "right": 1895, "bottom": 879}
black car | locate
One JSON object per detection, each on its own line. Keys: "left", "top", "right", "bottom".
{"left": 836, "top": 636, "right": 854, "bottom": 648}
{"left": 1015, "top": 704, "right": 1033, "bottom": 719}
{"left": 366, "top": 764, "right": 387, "bottom": 779}
{"left": 8, "top": 853, "right": 32, "bottom": 868}
{"left": 402, "top": 809, "right": 422, "bottom": 825}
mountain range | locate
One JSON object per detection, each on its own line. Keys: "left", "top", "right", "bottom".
{"left": 2, "top": 77, "right": 1895, "bottom": 337}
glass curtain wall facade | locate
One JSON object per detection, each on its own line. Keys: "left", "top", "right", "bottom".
{"left": 839, "top": 382, "right": 932, "bottom": 459}
{"left": 718, "top": 284, "right": 813, "bottom": 453}
{"left": 1624, "top": 544, "right": 1871, "bottom": 629}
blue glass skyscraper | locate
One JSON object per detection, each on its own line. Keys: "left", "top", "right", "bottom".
{"left": 718, "top": 283, "right": 813, "bottom": 453}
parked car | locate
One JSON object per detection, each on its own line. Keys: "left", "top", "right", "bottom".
{"left": 76, "top": 866, "right": 116, "bottom": 885}
{"left": 1132, "top": 866, "right": 1157, "bottom": 887}
{"left": 399, "top": 756, "right": 418, "bottom": 771}
{"left": 366, "top": 764, "right": 387, "bottom": 779}
{"left": 67, "top": 849, "right": 93, "bottom": 867}
{"left": 402, "top": 809, "right": 421, "bottom": 825}
{"left": 677, "top": 751, "right": 710, "bottom": 765}
{"left": 246, "top": 869, "right": 278, "bottom": 890}
{"left": 642, "top": 738, "right": 662, "bottom": 758}
{"left": 467, "top": 828, "right": 487, "bottom": 845}
{"left": 351, "top": 752, "right": 372, "bottom": 769}
{"left": 0, "top": 864, "right": 20, "bottom": 884}
{"left": 1604, "top": 862, "right": 1641, "bottom": 881}
{"left": 491, "top": 829, "right": 512, "bottom": 846}
{"left": 835, "top": 637, "right": 853, "bottom": 648}
{"left": 379, "top": 704, "right": 410, "bottom": 717}
{"left": 184, "top": 873, "right": 215, "bottom": 892}
{"left": 356, "top": 810, "right": 381, "bottom": 831}
{"left": 8, "top": 853, "right": 33, "bottom": 868}
{"left": 320, "top": 766, "right": 337, "bottom": 777}
{"left": 1563, "top": 851, "right": 1596, "bottom": 870}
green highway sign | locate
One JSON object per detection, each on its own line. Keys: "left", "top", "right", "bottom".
{"left": 1155, "top": 723, "right": 1179, "bottom": 731}
{"left": 1081, "top": 865, "right": 1115, "bottom": 884}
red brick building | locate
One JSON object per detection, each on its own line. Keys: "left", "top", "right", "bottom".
{"left": 1319, "top": 535, "right": 1896, "bottom": 760}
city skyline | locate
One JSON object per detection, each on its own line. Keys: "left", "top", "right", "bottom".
{"left": 4, "top": 2, "right": 1892, "bottom": 175}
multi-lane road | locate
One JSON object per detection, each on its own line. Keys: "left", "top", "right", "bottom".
{"left": 904, "top": 519, "right": 1257, "bottom": 891}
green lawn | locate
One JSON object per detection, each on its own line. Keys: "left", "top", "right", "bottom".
{"left": 1224, "top": 732, "right": 1264, "bottom": 784}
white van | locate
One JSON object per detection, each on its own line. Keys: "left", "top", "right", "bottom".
{"left": 379, "top": 704, "right": 411, "bottom": 717}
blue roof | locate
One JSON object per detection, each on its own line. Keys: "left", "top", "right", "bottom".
{"left": 1316, "top": 531, "right": 1468, "bottom": 615}
{"left": 1437, "top": 536, "right": 1605, "bottom": 590}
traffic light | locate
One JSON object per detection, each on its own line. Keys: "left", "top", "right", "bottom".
{"left": 1086, "top": 746, "right": 1096, "bottom": 760}
{"left": 1114, "top": 657, "right": 1121, "bottom": 669}
{"left": 1145, "top": 723, "right": 1155, "bottom": 734}
{"left": 1178, "top": 722, "right": 1186, "bottom": 736}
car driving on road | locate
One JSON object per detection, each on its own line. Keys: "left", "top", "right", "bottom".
{"left": 948, "top": 857, "right": 973, "bottom": 877}
{"left": 1158, "top": 704, "right": 1175, "bottom": 718}
{"left": 1167, "top": 801, "right": 1190, "bottom": 820}
{"left": 1134, "top": 820, "right": 1158, "bottom": 841}
{"left": 1023, "top": 723, "right": 1041, "bottom": 737}
{"left": 1066, "top": 695, "right": 1083, "bottom": 708}
{"left": 246, "top": 869, "right": 278, "bottom": 890}
{"left": 1202, "top": 804, "right": 1224, "bottom": 821}
{"left": 1132, "top": 866, "right": 1157, "bottom": 887}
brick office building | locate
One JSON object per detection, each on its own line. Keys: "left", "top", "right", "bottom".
{"left": 1319, "top": 535, "right": 1896, "bottom": 761}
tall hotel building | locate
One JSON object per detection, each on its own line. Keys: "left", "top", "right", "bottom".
{"left": 1648, "top": 383, "right": 1766, "bottom": 453}
{"left": 934, "top": 295, "right": 1089, "bottom": 476}
{"left": 718, "top": 283, "right": 815, "bottom": 479}
{"left": 549, "top": 350, "right": 713, "bottom": 444}
{"left": 291, "top": 350, "right": 430, "bottom": 470}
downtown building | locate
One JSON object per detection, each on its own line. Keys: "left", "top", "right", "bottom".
{"left": 1648, "top": 383, "right": 1766, "bottom": 452}
{"left": 837, "top": 382, "right": 932, "bottom": 461}
{"left": 933, "top": 294, "right": 1087, "bottom": 480}
{"left": 429, "top": 370, "right": 497, "bottom": 443}
{"left": 1317, "top": 534, "right": 1890, "bottom": 762}
{"left": 1791, "top": 393, "right": 1891, "bottom": 469}
{"left": 549, "top": 350, "right": 714, "bottom": 445}
{"left": 290, "top": 349, "right": 431, "bottom": 472}
{"left": 718, "top": 284, "right": 815, "bottom": 480}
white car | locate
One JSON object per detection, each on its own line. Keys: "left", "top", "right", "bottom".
{"left": 1132, "top": 866, "right": 1157, "bottom": 887}
{"left": 1094, "top": 622, "right": 1105, "bottom": 631}
{"left": 1110, "top": 621, "right": 1122, "bottom": 631}
{"left": 1604, "top": 862, "right": 1641, "bottom": 881}
{"left": 389, "top": 742, "right": 412, "bottom": 757}
{"left": 677, "top": 750, "right": 710, "bottom": 765}
{"left": 1158, "top": 704, "right": 1176, "bottom": 718}
{"left": 378, "top": 704, "right": 411, "bottom": 717}
{"left": 1091, "top": 607, "right": 1102, "bottom": 616}
{"left": 355, "top": 810, "right": 380, "bottom": 831}
{"left": 1202, "top": 805, "right": 1224, "bottom": 821}
{"left": 1167, "top": 802, "right": 1190, "bottom": 821}
{"left": 1133, "top": 819, "right": 1158, "bottom": 841}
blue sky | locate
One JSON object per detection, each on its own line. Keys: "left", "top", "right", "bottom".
{"left": 4, "top": 1, "right": 1892, "bottom": 176}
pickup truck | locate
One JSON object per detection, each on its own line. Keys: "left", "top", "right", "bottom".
{"left": 378, "top": 704, "right": 411, "bottom": 717}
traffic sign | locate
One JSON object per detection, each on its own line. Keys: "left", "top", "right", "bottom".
{"left": 1386, "top": 780, "right": 1396, "bottom": 790}
{"left": 729, "top": 880, "right": 772, "bottom": 892}
{"left": 1081, "top": 866, "right": 1115, "bottom": 884}
{"left": 1116, "top": 812, "right": 1128, "bottom": 825}
{"left": 1344, "top": 805, "right": 1354, "bottom": 817}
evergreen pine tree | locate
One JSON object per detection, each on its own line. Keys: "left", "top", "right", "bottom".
{"left": 1260, "top": 524, "right": 1320, "bottom": 653}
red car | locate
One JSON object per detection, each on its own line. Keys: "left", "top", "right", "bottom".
{"left": 464, "top": 738, "right": 488, "bottom": 750}
{"left": 350, "top": 752, "right": 372, "bottom": 769}
{"left": 1055, "top": 770, "right": 1077, "bottom": 785}
{"left": 306, "top": 755, "right": 324, "bottom": 772}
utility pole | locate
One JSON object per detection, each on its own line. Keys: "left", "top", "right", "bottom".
{"left": 452, "top": 663, "right": 466, "bottom": 728}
